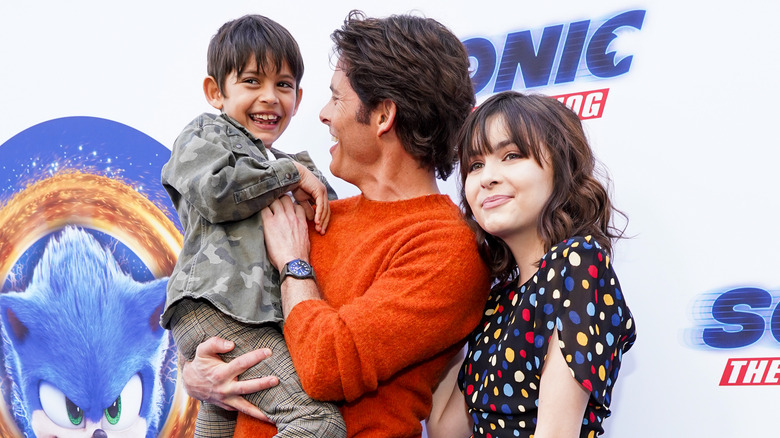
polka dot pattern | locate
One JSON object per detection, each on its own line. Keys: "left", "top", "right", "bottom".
{"left": 458, "top": 236, "right": 636, "bottom": 437}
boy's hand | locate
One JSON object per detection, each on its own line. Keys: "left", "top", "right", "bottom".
{"left": 292, "top": 162, "right": 330, "bottom": 234}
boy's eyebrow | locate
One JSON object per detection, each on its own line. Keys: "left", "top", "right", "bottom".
{"left": 238, "top": 69, "right": 296, "bottom": 82}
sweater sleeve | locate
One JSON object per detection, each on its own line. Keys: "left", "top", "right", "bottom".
{"left": 162, "top": 117, "right": 300, "bottom": 224}
{"left": 283, "top": 224, "right": 491, "bottom": 402}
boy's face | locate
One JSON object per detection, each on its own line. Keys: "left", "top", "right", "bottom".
{"left": 209, "top": 57, "right": 302, "bottom": 148}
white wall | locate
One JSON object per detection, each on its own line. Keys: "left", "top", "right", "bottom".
{"left": 2, "top": 1, "right": 779, "bottom": 436}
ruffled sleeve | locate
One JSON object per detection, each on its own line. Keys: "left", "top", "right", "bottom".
{"left": 535, "top": 236, "right": 636, "bottom": 406}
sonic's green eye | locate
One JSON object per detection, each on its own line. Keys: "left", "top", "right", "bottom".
{"left": 104, "top": 396, "right": 121, "bottom": 425}
{"left": 39, "top": 381, "right": 83, "bottom": 429}
{"left": 102, "top": 374, "right": 143, "bottom": 431}
{"left": 66, "top": 398, "right": 83, "bottom": 425}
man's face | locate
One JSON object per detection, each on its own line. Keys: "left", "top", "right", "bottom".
{"left": 319, "top": 65, "right": 378, "bottom": 185}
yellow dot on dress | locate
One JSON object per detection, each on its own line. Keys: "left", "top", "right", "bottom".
{"left": 494, "top": 328, "right": 502, "bottom": 339}
{"left": 599, "top": 365, "right": 606, "bottom": 381}
{"left": 582, "top": 279, "right": 589, "bottom": 289}
{"left": 577, "top": 332, "right": 588, "bottom": 346}
{"left": 506, "top": 347, "right": 515, "bottom": 363}
{"left": 603, "top": 294, "right": 614, "bottom": 306}
{"left": 521, "top": 388, "right": 529, "bottom": 398}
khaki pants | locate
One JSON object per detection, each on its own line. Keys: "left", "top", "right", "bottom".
{"left": 170, "top": 299, "right": 345, "bottom": 438}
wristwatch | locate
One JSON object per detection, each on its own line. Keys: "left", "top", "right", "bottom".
{"left": 280, "top": 259, "right": 316, "bottom": 283}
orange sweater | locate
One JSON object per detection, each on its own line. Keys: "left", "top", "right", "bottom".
{"left": 235, "top": 194, "right": 490, "bottom": 437}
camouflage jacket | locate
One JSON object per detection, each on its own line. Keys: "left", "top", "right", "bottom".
{"left": 159, "top": 113, "right": 336, "bottom": 329}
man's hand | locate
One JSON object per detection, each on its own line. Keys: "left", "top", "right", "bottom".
{"left": 181, "top": 337, "right": 279, "bottom": 422}
{"left": 261, "top": 196, "right": 311, "bottom": 271}
{"left": 292, "top": 162, "right": 331, "bottom": 234}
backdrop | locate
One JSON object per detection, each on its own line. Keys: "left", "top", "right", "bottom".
{"left": 1, "top": 1, "right": 778, "bottom": 436}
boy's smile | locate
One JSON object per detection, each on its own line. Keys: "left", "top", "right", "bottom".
{"left": 207, "top": 57, "right": 302, "bottom": 148}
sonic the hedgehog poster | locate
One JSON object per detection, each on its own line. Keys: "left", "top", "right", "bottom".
{"left": 0, "top": 117, "right": 197, "bottom": 437}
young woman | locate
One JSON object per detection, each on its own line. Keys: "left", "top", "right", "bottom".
{"left": 427, "top": 91, "right": 636, "bottom": 438}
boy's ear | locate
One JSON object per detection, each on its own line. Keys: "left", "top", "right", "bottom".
{"left": 203, "top": 76, "right": 224, "bottom": 110}
{"left": 376, "top": 99, "right": 397, "bottom": 137}
{"left": 292, "top": 87, "right": 303, "bottom": 116}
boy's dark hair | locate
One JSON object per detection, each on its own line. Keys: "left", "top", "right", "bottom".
{"left": 207, "top": 15, "right": 304, "bottom": 96}
{"left": 330, "top": 10, "right": 475, "bottom": 180}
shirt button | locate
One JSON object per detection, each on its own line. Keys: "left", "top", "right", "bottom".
{"left": 285, "top": 173, "right": 292, "bottom": 180}
{"left": 235, "top": 144, "right": 242, "bottom": 149}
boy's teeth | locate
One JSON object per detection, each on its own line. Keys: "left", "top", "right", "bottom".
{"left": 252, "top": 114, "right": 278, "bottom": 121}
{"left": 331, "top": 135, "right": 339, "bottom": 142}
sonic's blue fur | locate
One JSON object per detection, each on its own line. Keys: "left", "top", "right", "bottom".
{"left": 0, "top": 227, "right": 170, "bottom": 437}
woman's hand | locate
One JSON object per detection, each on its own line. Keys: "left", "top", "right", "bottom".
{"left": 180, "top": 337, "right": 279, "bottom": 422}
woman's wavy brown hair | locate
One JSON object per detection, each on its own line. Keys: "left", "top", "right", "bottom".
{"left": 458, "top": 91, "right": 626, "bottom": 283}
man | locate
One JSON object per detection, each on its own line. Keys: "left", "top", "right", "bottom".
{"left": 182, "top": 11, "right": 490, "bottom": 437}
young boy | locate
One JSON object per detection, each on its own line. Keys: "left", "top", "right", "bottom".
{"left": 159, "top": 15, "right": 345, "bottom": 437}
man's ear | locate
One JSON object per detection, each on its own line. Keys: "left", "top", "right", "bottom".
{"left": 376, "top": 99, "right": 397, "bottom": 136}
{"left": 292, "top": 87, "right": 303, "bottom": 116}
{"left": 203, "top": 76, "right": 223, "bottom": 110}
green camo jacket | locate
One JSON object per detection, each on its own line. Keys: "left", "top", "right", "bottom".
{"left": 159, "top": 112, "right": 336, "bottom": 329}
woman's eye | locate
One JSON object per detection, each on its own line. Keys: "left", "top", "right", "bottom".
{"left": 468, "top": 161, "right": 484, "bottom": 172}
{"left": 504, "top": 152, "right": 523, "bottom": 160}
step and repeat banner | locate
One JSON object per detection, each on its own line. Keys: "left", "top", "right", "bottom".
{"left": 1, "top": 1, "right": 778, "bottom": 436}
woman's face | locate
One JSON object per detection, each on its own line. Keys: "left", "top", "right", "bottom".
{"left": 464, "top": 116, "right": 554, "bottom": 243}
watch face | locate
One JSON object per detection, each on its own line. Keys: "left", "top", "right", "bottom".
{"left": 289, "top": 259, "right": 312, "bottom": 276}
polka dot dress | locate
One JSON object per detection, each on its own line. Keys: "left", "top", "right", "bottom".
{"left": 458, "top": 236, "right": 636, "bottom": 438}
